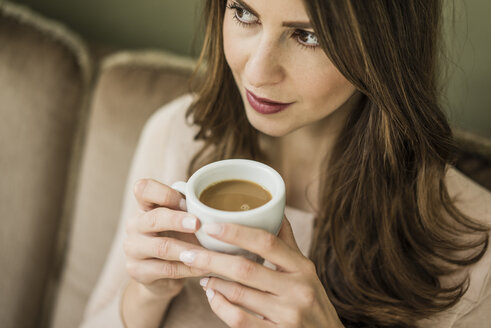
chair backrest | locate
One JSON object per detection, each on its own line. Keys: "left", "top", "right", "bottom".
{"left": 48, "top": 51, "right": 196, "bottom": 328}
{"left": 0, "top": 2, "right": 91, "bottom": 328}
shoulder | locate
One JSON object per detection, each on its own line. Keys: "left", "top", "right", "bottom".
{"left": 419, "top": 168, "right": 491, "bottom": 326}
{"left": 132, "top": 93, "right": 202, "bottom": 183}
{"left": 445, "top": 167, "right": 491, "bottom": 310}
{"left": 444, "top": 166, "right": 491, "bottom": 226}
{"left": 137, "top": 93, "right": 198, "bottom": 155}
{"left": 142, "top": 93, "right": 196, "bottom": 138}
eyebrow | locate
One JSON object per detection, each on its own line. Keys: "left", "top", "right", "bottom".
{"left": 234, "top": 0, "right": 313, "bottom": 29}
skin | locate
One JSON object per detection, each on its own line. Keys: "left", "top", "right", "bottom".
{"left": 121, "top": 0, "right": 491, "bottom": 327}
{"left": 122, "top": 180, "right": 208, "bottom": 328}
{"left": 182, "top": 219, "right": 344, "bottom": 327}
{"left": 223, "top": 0, "right": 358, "bottom": 138}
{"left": 124, "top": 179, "right": 343, "bottom": 327}
{"left": 122, "top": 172, "right": 491, "bottom": 327}
{"left": 223, "top": 0, "right": 361, "bottom": 212}
{"left": 123, "top": 1, "right": 348, "bottom": 326}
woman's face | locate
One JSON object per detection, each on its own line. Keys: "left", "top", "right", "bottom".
{"left": 223, "top": 0, "right": 359, "bottom": 137}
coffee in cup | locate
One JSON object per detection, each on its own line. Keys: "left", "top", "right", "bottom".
{"left": 199, "top": 179, "right": 272, "bottom": 212}
{"left": 171, "top": 159, "right": 285, "bottom": 256}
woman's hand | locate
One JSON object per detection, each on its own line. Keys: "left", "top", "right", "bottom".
{"left": 178, "top": 217, "right": 344, "bottom": 327}
{"left": 123, "top": 178, "right": 208, "bottom": 299}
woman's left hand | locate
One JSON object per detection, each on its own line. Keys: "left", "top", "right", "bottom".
{"left": 178, "top": 216, "right": 344, "bottom": 327}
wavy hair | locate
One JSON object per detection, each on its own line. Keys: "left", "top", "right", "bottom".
{"left": 186, "top": 1, "right": 489, "bottom": 326}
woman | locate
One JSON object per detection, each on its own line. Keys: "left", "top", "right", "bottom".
{"left": 81, "top": 0, "right": 491, "bottom": 327}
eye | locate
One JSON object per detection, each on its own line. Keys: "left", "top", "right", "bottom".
{"left": 227, "top": 2, "right": 259, "bottom": 26}
{"left": 292, "top": 30, "right": 319, "bottom": 49}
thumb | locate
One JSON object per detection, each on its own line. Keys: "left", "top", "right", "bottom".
{"left": 277, "top": 216, "right": 301, "bottom": 252}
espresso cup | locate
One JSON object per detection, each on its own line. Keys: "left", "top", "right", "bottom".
{"left": 171, "top": 159, "right": 285, "bottom": 259}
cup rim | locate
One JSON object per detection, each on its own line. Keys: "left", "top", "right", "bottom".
{"left": 186, "top": 159, "right": 285, "bottom": 218}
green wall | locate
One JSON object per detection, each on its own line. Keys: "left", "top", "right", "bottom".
{"left": 10, "top": 0, "right": 490, "bottom": 137}
{"left": 11, "top": 0, "right": 204, "bottom": 56}
{"left": 443, "top": 1, "right": 491, "bottom": 137}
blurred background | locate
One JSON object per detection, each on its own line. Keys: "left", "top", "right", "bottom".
{"left": 9, "top": 0, "right": 491, "bottom": 137}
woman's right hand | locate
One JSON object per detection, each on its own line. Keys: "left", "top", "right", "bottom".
{"left": 123, "top": 178, "right": 208, "bottom": 299}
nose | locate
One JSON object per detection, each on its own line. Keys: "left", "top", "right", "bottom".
{"left": 244, "top": 37, "right": 284, "bottom": 89}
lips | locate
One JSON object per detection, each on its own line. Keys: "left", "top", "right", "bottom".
{"left": 246, "top": 89, "right": 293, "bottom": 115}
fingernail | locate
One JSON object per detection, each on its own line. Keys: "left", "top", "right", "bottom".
{"left": 179, "top": 250, "right": 196, "bottom": 263}
{"left": 182, "top": 216, "right": 197, "bottom": 231}
{"left": 206, "top": 288, "right": 215, "bottom": 301}
{"left": 200, "top": 277, "right": 209, "bottom": 287}
{"left": 179, "top": 199, "right": 187, "bottom": 211}
{"left": 203, "top": 222, "right": 222, "bottom": 236}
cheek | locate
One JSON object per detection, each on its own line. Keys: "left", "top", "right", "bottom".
{"left": 297, "top": 62, "right": 357, "bottom": 112}
{"left": 223, "top": 19, "right": 246, "bottom": 77}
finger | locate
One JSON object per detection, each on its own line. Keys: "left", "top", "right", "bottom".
{"left": 180, "top": 249, "right": 287, "bottom": 295}
{"left": 134, "top": 178, "right": 186, "bottom": 212}
{"left": 127, "top": 258, "right": 207, "bottom": 283}
{"left": 204, "top": 288, "right": 275, "bottom": 328}
{"left": 138, "top": 207, "right": 200, "bottom": 234}
{"left": 201, "top": 219, "right": 307, "bottom": 272}
{"left": 125, "top": 234, "right": 204, "bottom": 262}
{"left": 276, "top": 216, "right": 301, "bottom": 252}
{"left": 201, "top": 277, "right": 282, "bottom": 324}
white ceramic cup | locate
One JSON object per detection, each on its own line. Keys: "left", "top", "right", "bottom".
{"left": 171, "top": 159, "right": 285, "bottom": 259}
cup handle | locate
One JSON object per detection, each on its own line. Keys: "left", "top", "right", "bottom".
{"left": 171, "top": 181, "right": 187, "bottom": 195}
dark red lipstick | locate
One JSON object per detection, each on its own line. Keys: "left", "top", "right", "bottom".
{"left": 246, "top": 89, "right": 293, "bottom": 115}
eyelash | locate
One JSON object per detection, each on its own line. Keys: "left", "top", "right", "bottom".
{"left": 226, "top": 2, "right": 318, "bottom": 51}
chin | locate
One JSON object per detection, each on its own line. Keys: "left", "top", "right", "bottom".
{"left": 245, "top": 109, "right": 292, "bottom": 137}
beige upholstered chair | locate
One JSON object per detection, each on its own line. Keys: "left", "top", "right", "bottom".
{"left": 0, "top": 2, "right": 196, "bottom": 327}
{"left": 0, "top": 3, "right": 91, "bottom": 327}
{"left": 49, "top": 51, "right": 195, "bottom": 328}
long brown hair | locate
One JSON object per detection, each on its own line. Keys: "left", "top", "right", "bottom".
{"left": 186, "top": 1, "right": 489, "bottom": 326}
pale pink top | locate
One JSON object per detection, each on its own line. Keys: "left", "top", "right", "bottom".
{"left": 80, "top": 94, "right": 491, "bottom": 328}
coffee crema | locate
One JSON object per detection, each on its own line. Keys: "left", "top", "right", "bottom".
{"left": 199, "top": 179, "right": 272, "bottom": 211}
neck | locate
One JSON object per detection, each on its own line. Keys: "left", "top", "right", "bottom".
{"left": 259, "top": 91, "right": 363, "bottom": 212}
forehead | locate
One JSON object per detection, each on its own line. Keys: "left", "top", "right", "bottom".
{"left": 236, "top": 0, "right": 310, "bottom": 21}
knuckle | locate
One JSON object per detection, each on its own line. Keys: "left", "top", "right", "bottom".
{"left": 262, "top": 231, "right": 277, "bottom": 251}
{"left": 155, "top": 237, "right": 172, "bottom": 259}
{"left": 285, "top": 307, "right": 303, "bottom": 326}
{"left": 161, "top": 262, "right": 179, "bottom": 279}
{"left": 142, "top": 210, "right": 159, "bottom": 231}
{"left": 141, "top": 179, "right": 155, "bottom": 199}
{"left": 133, "top": 178, "right": 147, "bottom": 197}
{"left": 201, "top": 251, "right": 213, "bottom": 268}
{"left": 190, "top": 267, "right": 208, "bottom": 276}
{"left": 234, "top": 259, "right": 256, "bottom": 280}
{"left": 123, "top": 239, "right": 132, "bottom": 256}
{"left": 167, "top": 208, "right": 182, "bottom": 229}
{"left": 230, "top": 310, "right": 248, "bottom": 328}
{"left": 227, "top": 224, "right": 240, "bottom": 240}
{"left": 125, "top": 261, "right": 139, "bottom": 279}
{"left": 139, "top": 270, "right": 152, "bottom": 285}
{"left": 297, "top": 284, "right": 316, "bottom": 308}
{"left": 160, "top": 188, "right": 176, "bottom": 207}
{"left": 228, "top": 285, "right": 245, "bottom": 303}
{"left": 303, "top": 259, "right": 317, "bottom": 274}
